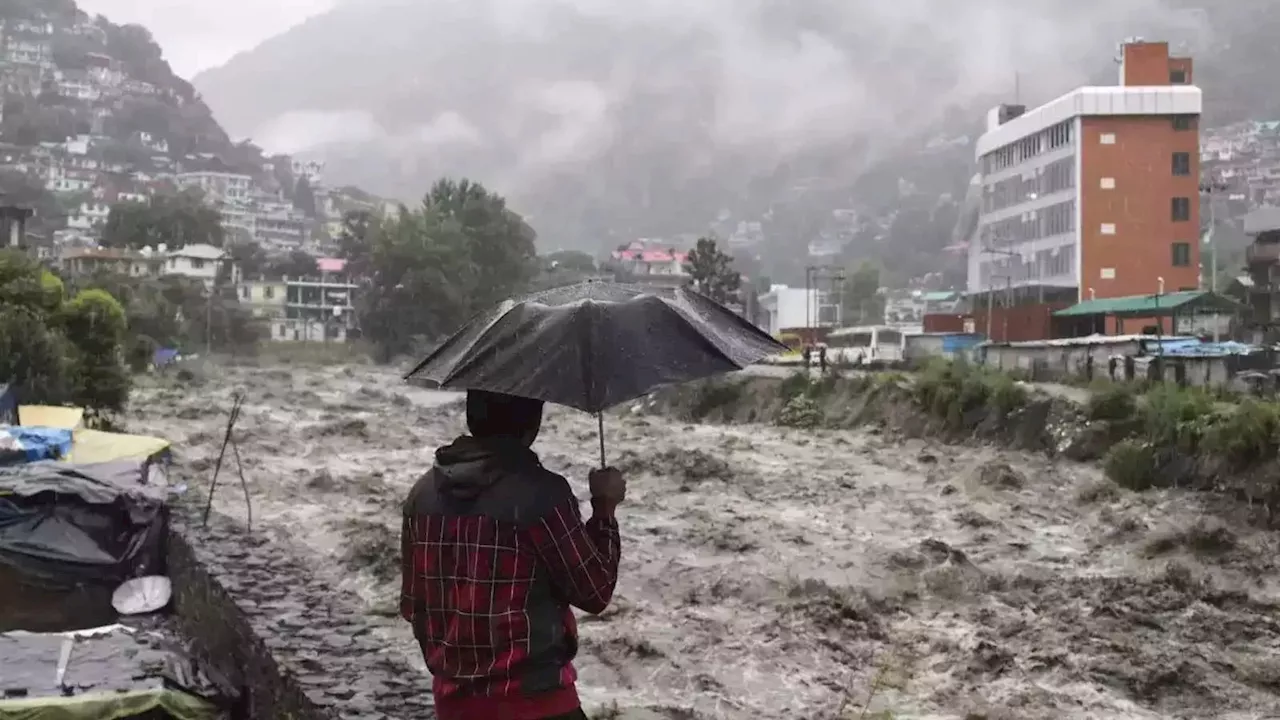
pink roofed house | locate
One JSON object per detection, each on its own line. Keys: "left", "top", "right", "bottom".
{"left": 609, "top": 241, "right": 690, "bottom": 286}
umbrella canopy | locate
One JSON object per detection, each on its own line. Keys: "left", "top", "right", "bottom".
{"left": 405, "top": 281, "right": 786, "bottom": 413}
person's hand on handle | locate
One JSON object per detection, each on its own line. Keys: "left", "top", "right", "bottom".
{"left": 588, "top": 467, "right": 626, "bottom": 518}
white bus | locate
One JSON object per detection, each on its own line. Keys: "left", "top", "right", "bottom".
{"left": 825, "top": 325, "right": 920, "bottom": 365}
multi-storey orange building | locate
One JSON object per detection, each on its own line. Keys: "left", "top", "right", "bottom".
{"left": 967, "top": 40, "right": 1202, "bottom": 341}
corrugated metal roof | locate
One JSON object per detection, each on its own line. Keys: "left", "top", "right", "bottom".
{"left": 1053, "top": 291, "right": 1233, "bottom": 317}
{"left": 921, "top": 291, "right": 959, "bottom": 302}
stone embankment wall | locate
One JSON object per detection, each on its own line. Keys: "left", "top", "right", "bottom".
{"left": 167, "top": 507, "right": 435, "bottom": 720}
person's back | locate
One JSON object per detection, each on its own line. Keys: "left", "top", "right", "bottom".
{"left": 401, "top": 390, "right": 625, "bottom": 720}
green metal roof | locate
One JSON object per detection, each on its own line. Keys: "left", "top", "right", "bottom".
{"left": 921, "top": 291, "right": 959, "bottom": 302}
{"left": 1053, "top": 291, "right": 1242, "bottom": 318}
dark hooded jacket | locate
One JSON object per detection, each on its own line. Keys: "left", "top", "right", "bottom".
{"left": 401, "top": 412, "right": 620, "bottom": 720}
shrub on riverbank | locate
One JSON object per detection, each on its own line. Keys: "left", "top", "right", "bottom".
{"left": 913, "top": 358, "right": 1028, "bottom": 430}
{"left": 1096, "top": 381, "right": 1280, "bottom": 491}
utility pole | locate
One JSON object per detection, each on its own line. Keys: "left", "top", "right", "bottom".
{"left": 1200, "top": 177, "right": 1229, "bottom": 341}
{"left": 804, "top": 264, "right": 848, "bottom": 346}
{"left": 982, "top": 245, "right": 1020, "bottom": 341}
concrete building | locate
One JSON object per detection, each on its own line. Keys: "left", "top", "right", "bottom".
{"left": 1241, "top": 207, "right": 1280, "bottom": 339}
{"left": 609, "top": 242, "right": 689, "bottom": 286}
{"left": 58, "top": 247, "right": 161, "bottom": 278}
{"left": 238, "top": 258, "right": 358, "bottom": 343}
{"left": 967, "top": 40, "right": 1202, "bottom": 341}
{"left": 163, "top": 243, "right": 237, "bottom": 286}
{"left": 757, "top": 285, "right": 839, "bottom": 336}
{"left": 175, "top": 172, "right": 252, "bottom": 204}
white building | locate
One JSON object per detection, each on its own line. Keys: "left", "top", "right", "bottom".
{"left": 56, "top": 72, "right": 99, "bottom": 101}
{"left": 967, "top": 40, "right": 1202, "bottom": 306}
{"left": 757, "top": 285, "right": 839, "bottom": 335}
{"left": 66, "top": 201, "right": 111, "bottom": 231}
{"left": 175, "top": 171, "right": 252, "bottom": 203}
{"left": 6, "top": 37, "right": 51, "bottom": 65}
{"left": 291, "top": 159, "right": 324, "bottom": 185}
{"left": 163, "top": 243, "right": 237, "bottom": 286}
{"left": 252, "top": 201, "right": 309, "bottom": 250}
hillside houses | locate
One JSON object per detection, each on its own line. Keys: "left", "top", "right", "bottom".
{"left": 1202, "top": 121, "right": 1280, "bottom": 205}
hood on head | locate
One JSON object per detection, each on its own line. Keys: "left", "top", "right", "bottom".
{"left": 433, "top": 434, "right": 536, "bottom": 501}
{"left": 466, "top": 390, "right": 543, "bottom": 446}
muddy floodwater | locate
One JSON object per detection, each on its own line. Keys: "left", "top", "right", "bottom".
{"left": 129, "top": 364, "right": 1280, "bottom": 720}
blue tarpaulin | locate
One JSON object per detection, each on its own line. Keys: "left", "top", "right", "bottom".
{"left": 152, "top": 348, "right": 179, "bottom": 367}
{"left": 0, "top": 426, "right": 74, "bottom": 465}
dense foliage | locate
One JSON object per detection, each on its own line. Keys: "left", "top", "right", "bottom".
{"left": 0, "top": 250, "right": 130, "bottom": 414}
{"left": 340, "top": 178, "right": 538, "bottom": 360}
{"left": 101, "top": 191, "right": 226, "bottom": 249}
{"left": 685, "top": 237, "right": 741, "bottom": 304}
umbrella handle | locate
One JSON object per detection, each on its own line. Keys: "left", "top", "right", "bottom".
{"left": 597, "top": 412, "right": 606, "bottom": 468}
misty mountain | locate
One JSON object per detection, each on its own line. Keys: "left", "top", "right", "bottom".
{"left": 192, "top": 0, "right": 1280, "bottom": 278}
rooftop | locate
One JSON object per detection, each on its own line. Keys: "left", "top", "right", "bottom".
{"left": 1053, "top": 290, "right": 1242, "bottom": 318}
{"left": 976, "top": 85, "right": 1202, "bottom": 157}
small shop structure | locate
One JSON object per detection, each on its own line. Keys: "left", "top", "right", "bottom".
{"left": 1051, "top": 290, "right": 1244, "bottom": 338}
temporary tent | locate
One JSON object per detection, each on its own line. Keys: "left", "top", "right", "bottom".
{"left": 0, "top": 623, "right": 231, "bottom": 720}
{"left": 65, "top": 429, "right": 170, "bottom": 465}
{"left": 0, "top": 461, "right": 168, "bottom": 587}
{"left": 16, "top": 406, "right": 84, "bottom": 430}
{"left": 0, "top": 427, "right": 73, "bottom": 465}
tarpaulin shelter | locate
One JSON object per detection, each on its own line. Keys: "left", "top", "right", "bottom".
{"left": 66, "top": 429, "right": 170, "bottom": 466}
{"left": 0, "top": 623, "right": 232, "bottom": 720}
{"left": 17, "top": 405, "right": 83, "bottom": 430}
{"left": 0, "top": 427, "right": 73, "bottom": 465}
{"left": 0, "top": 461, "right": 167, "bottom": 590}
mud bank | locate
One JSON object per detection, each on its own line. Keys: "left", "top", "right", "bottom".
{"left": 647, "top": 372, "right": 1089, "bottom": 457}
{"left": 132, "top": 365, "right": 1280, "bottom": 719}
{"left": 168, "top": 505, "right": 435, "bottom": 720}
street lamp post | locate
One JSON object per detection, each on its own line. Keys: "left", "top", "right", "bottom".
{"left": 1155, "top": 276, "right": 1165, "bottom": 363}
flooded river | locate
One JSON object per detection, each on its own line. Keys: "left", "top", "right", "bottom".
{"left": 128, "top": 363, "right": 1280, "bottom": 719}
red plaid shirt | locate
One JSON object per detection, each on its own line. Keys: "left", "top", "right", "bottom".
{"left": 401, "top": 494, "right": 620, "bottom": 719}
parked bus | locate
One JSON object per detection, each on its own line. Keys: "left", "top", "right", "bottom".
{"left": 826, "top": 325, "right": 920, "bottom": 365}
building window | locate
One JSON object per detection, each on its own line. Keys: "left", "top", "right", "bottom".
{"left": 1171, "top": 242, "right": 1191, "bottom": 267}
{"left": 1172, "top": 115, "right": 1196, "bottom": 131}
{"left": 1171, "top": 197, "right": 1191, "bottom": 222}
{"left": 264, "top": 286, "right": 274, "bottom": 299}
{"left": 1172, "top": 152, "right": 1191, "bottom": 176}
{"left": 1169, "top": 68, "right": 1187, "bottom": 84}
{"left": 191, "top": 258, "right": 205, "bottom": 270}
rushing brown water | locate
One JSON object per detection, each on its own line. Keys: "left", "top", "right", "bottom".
{"left": 129, "top": 363, "right": 1280, "bottom": 720}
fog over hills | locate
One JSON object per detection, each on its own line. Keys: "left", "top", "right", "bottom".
{"left": 192, "top": 0, "right": 1266, "bottom": 274}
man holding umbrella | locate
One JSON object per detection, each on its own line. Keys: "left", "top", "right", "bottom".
{"left": 401, "top": 390, "right": 626, "bottom": 720}
{"left": 401, "top": 281, "right": 788, "bottom": 719}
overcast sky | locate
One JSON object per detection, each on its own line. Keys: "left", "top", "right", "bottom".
{"left": 75, "top": 0, "right": 335, "bottom": 77}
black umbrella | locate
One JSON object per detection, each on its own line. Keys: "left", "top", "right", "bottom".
{"left": 405, "top": 280, "right": 787, "bottom": 464}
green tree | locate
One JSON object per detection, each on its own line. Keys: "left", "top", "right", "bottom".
{"left": 101, "top": 191, "right": 224, "bottom": 249}
{"left": 353, "top": 178, "right": 538, "bottom": 361}
{"left": 423, "top": 178, "right": 538, "bottom": 311}
{"left": 226, "top": 240, "right": 268, "bottom": 278}
{"left": 293, "top": 175, "right": 318, "bottom": 217}
{"left": 265, "top": 249, "right": 319, "bottom": 278}
{"left": 59, "top": 289, "right": 131, "bottom": 412}
{"left": 842, "top": 261, "right": 885, "bottom": 325}
{"left": 531, "top": 250, "right": 597, "bottom": 291}
{"left": 685, "top": 236, "right": 741, "bottom": 304}
{"left": 0, "top": 252, "right": 132, "bottom": 413}
{"left": 337, "top": 208, "right": 376, "bottom": 276}
{"left": 545, "top": 250, "right": 597, "bottom": 274}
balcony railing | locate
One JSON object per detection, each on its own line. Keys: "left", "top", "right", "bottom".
{"left": 1247, "top": 242, "right": 1280, "bottom": 265}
